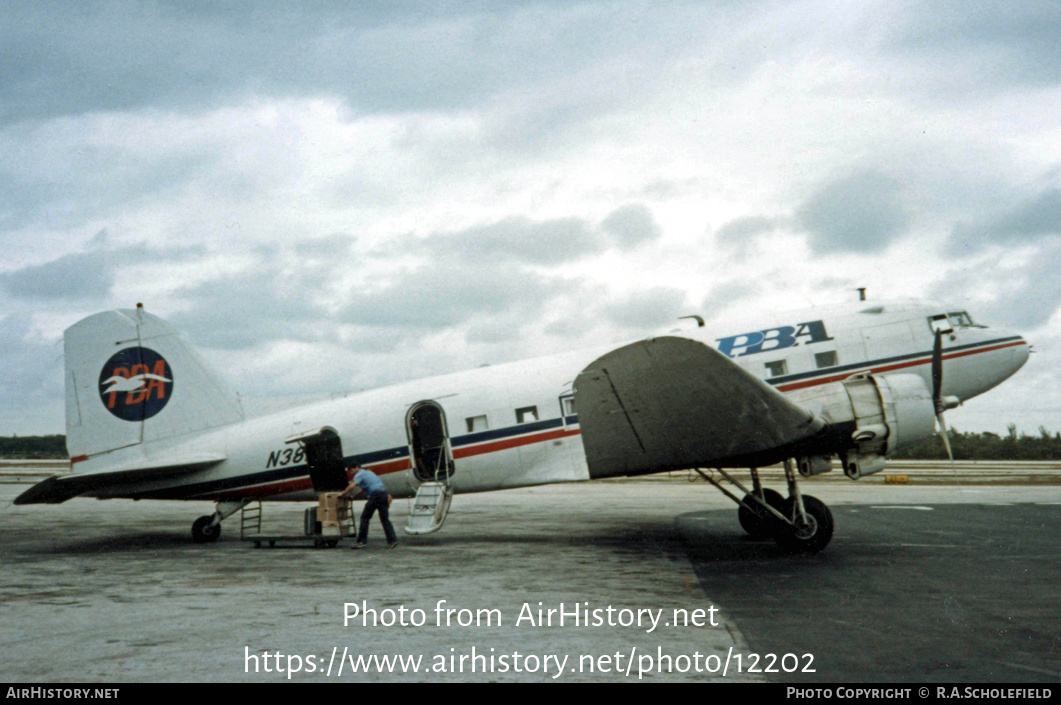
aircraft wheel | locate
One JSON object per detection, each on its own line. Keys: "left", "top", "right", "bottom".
{"left": 191, "top": 515, "right": 221, "bottom": 543}
{"left": 737, "top": 488, "right": 784, "bottom": 538}
{"left": 774, "top": 495, "right": 833, "bottom": 554}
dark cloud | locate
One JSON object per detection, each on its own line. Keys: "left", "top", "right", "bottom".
{"left": 0, "top": 2, "right": 675, "bottom": 127}
{"left": 599, "top": 204, "right": 660, "bottom": 249}
{"left": 0, "top": 3, "right": 381, "bottom": 124}
{"left": 928, "top": 241, "right": 1061, "bottom": 330}
{"left": 0, "top": 124, "right": 214, "bottom": 230}
{"left": 0, "top": 251, "right": 114, "bottom": 300}
{"left": 0, "top": 314, "right": 50, "bottom": 389}
{"left": 716, "top": 216, "right": 778, "bottom": 241}
{"left": 465, "top": 318, "right": 525, "bottom": 345}
{"left": 701, "top": 280, "right": 756, "bottom": 313}
{"left": 0, "top": 313, "right": 62, "bottom": 432}
{"left": 714, "top": 216, "right": 782, "bottom": 259}
{"left": 0, "top": 238, "right": 201, "bottom": 301}
{"left": 600, "top": 287, "right": 687, "bottom": 329}
{"left": 170, "top": 268, "right": 329, "bottom": 350}
{"left": 949, "top": 188, "right": 1061, "bottom": 255}
{"left": 404, "top": 209, "right": 659, "bottom": 267}
{"left": 795, "top": 170, "right": 909, "bottom": 254}
{"left": 294, "top": 234, "right": 357, "bottom": 259}
{"left": 436, "top": 217, "right": 604, "bottom": 265}
{"left": 341, "top": 264, "right": 572, "bottom": 329}
{"left": 893, "top": 2, "right": 1061, "bottom": 91}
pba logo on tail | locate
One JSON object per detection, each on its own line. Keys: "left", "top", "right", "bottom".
{"left": 98, "top": 347, "right": 174, "bottom": 421}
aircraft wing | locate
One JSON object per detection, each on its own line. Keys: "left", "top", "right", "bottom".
{"left": 13, "top": 454, "right": 226, "bottom": 505}
{"left": 574, "top": 336, "right": 824, "bottom": 478}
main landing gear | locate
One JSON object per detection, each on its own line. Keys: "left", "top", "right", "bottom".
{"left": 191, "top": 500, "right": 251, "bottom": 543}
{"left": 696, "top": 459, "right": 834, "bottom": 554}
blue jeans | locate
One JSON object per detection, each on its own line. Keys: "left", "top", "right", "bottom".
{"left": 358, "top": 491, "right": 397, "bottom": 544}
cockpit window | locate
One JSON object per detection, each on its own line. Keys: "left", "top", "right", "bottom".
{"left": 927, "top": 314, "right": 953, "bottom": 334}
{"left": 928, "top": 310, "right": 981, "bottom": 334}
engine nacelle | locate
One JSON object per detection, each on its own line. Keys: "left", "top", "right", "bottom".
{"left": 789, "top": 372, "right": 937, "bottom": 479}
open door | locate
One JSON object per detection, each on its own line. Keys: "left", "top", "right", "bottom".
{"left": 405, "top": 402, "right": 454, "bottom": 534}
{"left": 407, "top": 402, "right": 454, "bottom": 482}
{"left": 285, "top": 426, "right": 348, "bottom": 492}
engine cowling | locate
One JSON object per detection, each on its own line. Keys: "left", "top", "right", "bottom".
{"left": 789, "top": 372, "right": 937, "bottom": 479}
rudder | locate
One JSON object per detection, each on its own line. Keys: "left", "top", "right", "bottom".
{"left": 65, "top": 306, "right": 243, "bottom": 459}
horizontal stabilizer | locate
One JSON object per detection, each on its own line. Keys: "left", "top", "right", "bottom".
{"left": 13, "top": 454, "right": 226, "bottom": 505}
{"left": 574, "top": 336, "right": 824, "bottom": 478}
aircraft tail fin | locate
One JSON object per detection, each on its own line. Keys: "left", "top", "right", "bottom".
{"left": 64, "top": 306, "right": 244, "bottom": 459}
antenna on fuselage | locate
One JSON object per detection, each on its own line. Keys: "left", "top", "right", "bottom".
{"left": 856, "top": 287, "right": 867, "bottom": 301}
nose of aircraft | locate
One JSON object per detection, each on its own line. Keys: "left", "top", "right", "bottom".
{"left": 1002, "top": 330, "right": 1031, "bottom": 378}
{"left": 950, "top": 327, "right": 1031, "bottom": 402}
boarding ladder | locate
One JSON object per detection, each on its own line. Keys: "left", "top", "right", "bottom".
{"left": 240, "top": 501, "right": 262, "bottom": 539}
{"left": 406, "top": 451, "right": 453, "bottom": 535}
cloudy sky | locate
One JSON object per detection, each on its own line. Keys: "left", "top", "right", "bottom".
{"left": 2, "top": 1, "right": 1059, "bottom": 438}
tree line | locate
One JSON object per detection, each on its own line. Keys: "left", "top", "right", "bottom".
{"left": 1, "top": 427, "right": 1059, "bottom": 461}
{"left": 890, "top": 425, "right": 1061, "bottom": 461}
{"left": 0, "top": 435, "right": 68, "bottom": 458}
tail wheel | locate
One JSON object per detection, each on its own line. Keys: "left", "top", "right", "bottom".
{"left": 738, "top": 488, "right": 784, "bottom": 538}
{"left": 774, "top": 495, "right": 833, "bottom": 554}
{"left": 191, "top": 515, "right": 221, "bottom": 543}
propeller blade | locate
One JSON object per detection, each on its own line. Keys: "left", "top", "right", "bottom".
{"left": 932, "top": 326, "right": 944, "bottom": 411}
{"left": 936, "top": 411, "right": 954, "bottom": 462}
{"left": 931, "top": 327, "right": 953, "bottom": 462}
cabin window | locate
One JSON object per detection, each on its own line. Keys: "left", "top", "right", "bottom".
{"left": 466, "top": 415, "right": 488, "bottom": 433}
{"left": 927, "top": 314, "right": 953, "bottom": 335}
{"left": 764, "top": 360, "right": 787, "bottom": 377}
{"left": 815, "top": 351, "right": 838, "bottom": 369}
{"left": 515, "top": 406, "right": 539, "bottom": 423}
{"left": 948, "top": 311, "right": 974, "bottom": 328}
{"left": 562, "top": 397, "right": 575, "bottom": 417}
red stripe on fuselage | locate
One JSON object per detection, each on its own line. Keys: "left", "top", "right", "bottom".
{"left": 453, "top": 427, "right": 582, "bottom": 459}
{"left": 775, "top": 340, "right": 1025, "bottom": 392}
{"left": 206, "top": 458, "right": 412, "bottom": 501}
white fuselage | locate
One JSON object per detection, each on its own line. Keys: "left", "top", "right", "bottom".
{"left": 78, "top": 300, "right": 1029, "bottom": 502}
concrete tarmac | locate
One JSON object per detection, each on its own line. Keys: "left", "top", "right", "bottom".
{"left": 1, "top": 477, "right": 1058, "bottom": 683}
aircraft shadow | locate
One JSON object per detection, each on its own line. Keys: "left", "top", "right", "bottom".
{"left": 11, "top": 532, "right": 203, "bottom": 556}
{"left": 674, "top": 508, "right": 840, "bottom": 563}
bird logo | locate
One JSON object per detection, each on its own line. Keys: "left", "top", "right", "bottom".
{"left": 98, "top": 347, "right": 174, "bottom": 421}
{"left": 100, "top": 372, "right": 172, "bottom": 395}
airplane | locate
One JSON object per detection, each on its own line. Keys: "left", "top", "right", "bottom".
{"left": 15, "top": 297, "right": 1030, "bottom": 554}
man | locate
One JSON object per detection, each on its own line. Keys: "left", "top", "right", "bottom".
{"left": 340, "top": 462, "right": 398, "bottom": 549}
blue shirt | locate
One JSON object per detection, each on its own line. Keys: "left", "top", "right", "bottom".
{"left": 353, "top": 468, "right": 387, "bottom": 496}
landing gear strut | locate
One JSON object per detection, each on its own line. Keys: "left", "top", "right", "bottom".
{"left": 737, "top": 468, "right": 784, "bottom": 538}
{"left": 695, "top": 459, "right": 834, "bottom": 554}
{"left": 190, "top": 499, "right": 251, "bottom": 543}
{"left": 775, "top": 495, "right": 834, "bottom": 554}
{"left": 773, "top": 459, "right": 833, "bottom": 554}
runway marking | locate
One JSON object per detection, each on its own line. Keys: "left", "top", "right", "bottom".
{"left": 869, "top": 505, "right": 934, "bottom": 510}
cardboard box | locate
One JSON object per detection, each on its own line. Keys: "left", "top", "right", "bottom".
{"left": 317, "top": 492, "right": 353, "bottom": 536}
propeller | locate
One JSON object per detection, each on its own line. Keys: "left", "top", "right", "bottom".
{"left": 931, "top": 327, "right": 957, "bottom": 461}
